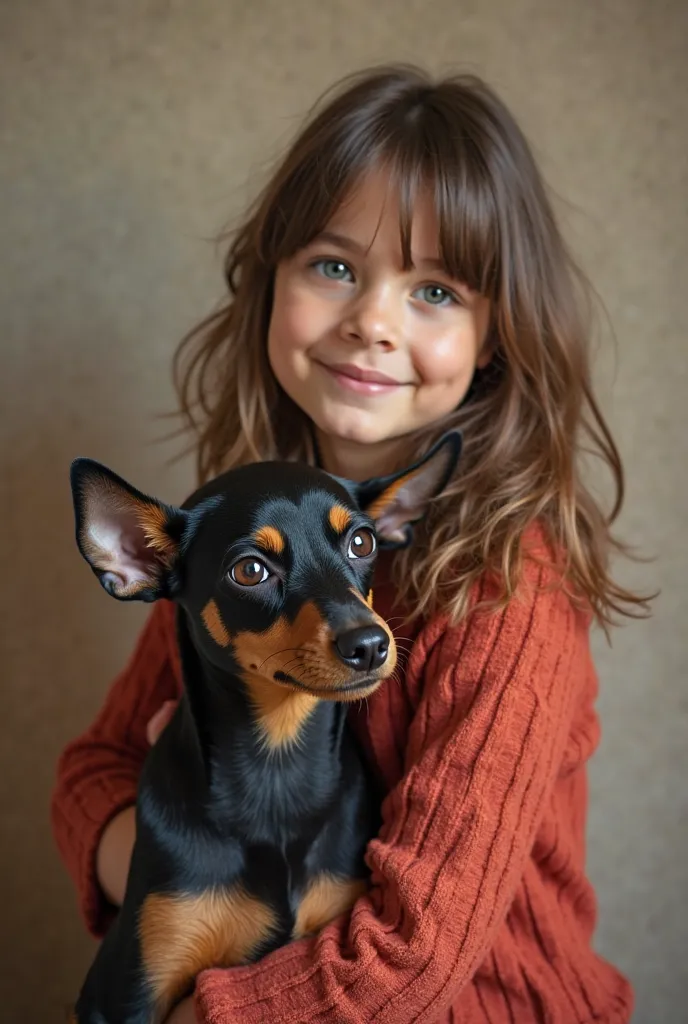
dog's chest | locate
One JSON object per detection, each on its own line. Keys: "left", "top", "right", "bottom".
{"left": 138, "top": 852, "right": 366, "bottom": 1019}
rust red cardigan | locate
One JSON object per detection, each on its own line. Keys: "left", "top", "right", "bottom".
{"left": 51, "top": 547, "right": 633, "bottom": 1023}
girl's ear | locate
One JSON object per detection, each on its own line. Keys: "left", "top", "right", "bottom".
{"left": 356, "top": 431, "right": 462, "bottom": 548}
{"left": 69, "top": 459, "right": 186, "bottom": 601}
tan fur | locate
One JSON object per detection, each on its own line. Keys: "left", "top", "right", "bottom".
{"left": 139, "top": 889, "right": 278, "bottom": 1021}
{"left": 238, "top": 672, "right": 319, "bottom": 751}
{"left": 232, "top": 600, "right": 396, "bottom": 749}
{"left": 254, "top": 525, "right": 285, "bottom": 555}
{"left": 201, "top": 599, "right": 231, "bottom": 647}
{"left": 328, "top": 504, "right": 352, "bottom": 534}
{"left": 292, "top": 874, "right": 368, "bottom": 939}
{"left": 233, "top": 602, "right": 344, "bottom": 684}
{"left": 134, "top": 502, "right": 177, "bottom": 563}
{"left": 365, "top": 464, "right": 424, "bottom": 522}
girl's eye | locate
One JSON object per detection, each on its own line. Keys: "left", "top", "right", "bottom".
{"left": 313, "top": 259, "right": 354, "bottom": 282}
{"left": 347, "top": 528, "right": 376, "bottom": 559}
{"left": 415, "top": 284, "right": 456, "bottom": 307}
{"left": 230, "top": 558, "right": 270, "bottom": 587}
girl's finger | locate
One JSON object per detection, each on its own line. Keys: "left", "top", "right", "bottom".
{"left": 146, "top": 700, "right": 178, "bottom": 745}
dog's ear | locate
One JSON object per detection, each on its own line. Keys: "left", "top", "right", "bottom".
{"left": 355, "top": 431, "right": 462, "bottom": 548}
{"left": 70, "top": 459, "right": 186, "bottom": 601}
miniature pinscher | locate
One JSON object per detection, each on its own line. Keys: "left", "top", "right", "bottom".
{"left": 68, "top": 431, "right": 460, "bottom": 1023}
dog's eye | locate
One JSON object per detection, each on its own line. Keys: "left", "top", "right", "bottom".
{"left": 230, "top": 558, "right": 270, "bottom": 587}
{"left": 348, "top": 528, "right": 376, "bottom": 559}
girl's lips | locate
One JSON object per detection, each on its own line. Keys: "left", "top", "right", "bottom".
{"left": 319, "top": 361, "right": 405, "bottom": 395}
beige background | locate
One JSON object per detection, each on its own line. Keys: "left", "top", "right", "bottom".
{"left": 1, "top": 1, "right": 686, "bottom": 1021}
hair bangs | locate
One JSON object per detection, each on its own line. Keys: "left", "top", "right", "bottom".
{"left": 380, "top": 118, "right": 500, "bottom": 297}
{"left": 259, "top": 126, "right": 387, "bottom": 265}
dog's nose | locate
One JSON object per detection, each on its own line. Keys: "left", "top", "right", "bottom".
{"left": 334, "top": 625, "right": 389, "bottom": 673}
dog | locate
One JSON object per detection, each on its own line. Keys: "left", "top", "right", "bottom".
{"left": 67, "top": 432, "right": 460, "bottom": 1023}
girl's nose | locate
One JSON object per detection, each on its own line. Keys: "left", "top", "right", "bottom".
{"left": 340, "top": 288, "right": 399, "bottom": 351}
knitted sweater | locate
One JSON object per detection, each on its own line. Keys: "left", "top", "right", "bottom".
{"left": 51, "top": 546, "right": 633, "bottom": 1023}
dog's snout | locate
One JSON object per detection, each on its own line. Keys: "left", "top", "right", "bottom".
{"left": 333, "top": 625, "right": 389, "bottom": 673}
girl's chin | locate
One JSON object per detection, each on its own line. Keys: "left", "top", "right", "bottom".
{"left": 314, "top": 413, "right": 394, "bottom": 448}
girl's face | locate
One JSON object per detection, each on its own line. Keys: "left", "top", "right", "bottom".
{"left": 267, "top": 168, "right": 492, "bottom": 479}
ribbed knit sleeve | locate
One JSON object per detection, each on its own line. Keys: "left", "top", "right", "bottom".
{"left": 50, "top": 600, "right": 181, "bottom": 936}
{"left": 194, "top": 561, "right": 588, "bottom": 1024}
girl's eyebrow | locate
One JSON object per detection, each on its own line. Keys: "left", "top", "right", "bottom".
{"left": 312, "top": 230, "right": 446, "bottom": 271}
{"left": 312, "top": 231, "right": 367, "bottom": 255}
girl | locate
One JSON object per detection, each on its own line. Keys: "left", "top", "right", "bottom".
{"left": 52, "top": 65, "right": 648, "bottom": 1023}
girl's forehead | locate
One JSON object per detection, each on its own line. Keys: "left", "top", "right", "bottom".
{"left": 319, "top": 168, "right": 442, "bottom": 259}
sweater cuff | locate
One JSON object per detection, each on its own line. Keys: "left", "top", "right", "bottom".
{"left": 193, "top": 937, "right": 317, "bottom": 1024}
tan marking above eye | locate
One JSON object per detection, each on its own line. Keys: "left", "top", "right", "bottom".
{"left": 253, "top": 525, "right": 285, "bottom": 555}
{"left": 328, "top": 504, "right": 352, "bottom": 534}
{"left": 202, "top": 599, "right": 231, "bottom": 647}
{"left": 139, "top": 888, "right": 278, "bottom": 1021}
{"left": 292, "top": 873, "right": 368, "bottom": 940}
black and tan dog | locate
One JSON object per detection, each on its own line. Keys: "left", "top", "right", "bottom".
{"left": 68, "top": 433, "right": 460, "bottom": 1023}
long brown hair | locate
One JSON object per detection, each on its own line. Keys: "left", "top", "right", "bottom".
{"left": 172, "top": 64, "right": 651, "bottom": 628}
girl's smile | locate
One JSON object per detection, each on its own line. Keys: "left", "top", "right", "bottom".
{"left": 316, "top": 360, "right": 409, "bottom": 395}
{"left": 267, "top": 168, "right": 492, "bottom": 479}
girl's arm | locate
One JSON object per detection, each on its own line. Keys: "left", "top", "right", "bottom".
{"left": 192, "top": 560, "right": 588, "bottom": 1024}
{"left": 96, "top": 693, "right": 178, "bottom": 905}
{"left": 50, "top": 600, "right": 181, "bottom": 936}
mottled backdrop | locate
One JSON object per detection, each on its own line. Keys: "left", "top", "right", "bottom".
{"left": 1, "top": 2, "right": 686, "bottom": 1021}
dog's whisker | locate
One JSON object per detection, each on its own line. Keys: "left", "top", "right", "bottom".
{"left": 257, "top": 647, "right": 306, "bottom": 672}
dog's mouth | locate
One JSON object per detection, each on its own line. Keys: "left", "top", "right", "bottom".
{"left": 273, "top": 670, "right": 382, "bottom": 699}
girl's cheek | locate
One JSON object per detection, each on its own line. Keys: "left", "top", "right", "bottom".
{"left": 274, "top": 276, "right": 330, "bottom": 350}
{"left": 270, "top": 286, "right": 306, "bottom": 351}
{"left": 413, "top": 332, "right": 474, "bottom": 383}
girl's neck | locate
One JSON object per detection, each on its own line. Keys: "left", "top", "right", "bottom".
{"left": 314, "top": 429, "right": 413, "bottom": 481}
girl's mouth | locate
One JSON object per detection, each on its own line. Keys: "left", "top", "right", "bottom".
{"left": 318, "top": 361, "right": 406, "bottom": 396}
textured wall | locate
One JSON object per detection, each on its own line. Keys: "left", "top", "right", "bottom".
{"left": 1, "top": 2, "right": 686, "bottom": 1021}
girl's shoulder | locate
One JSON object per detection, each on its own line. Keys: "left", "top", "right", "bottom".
{"left": 412, "top": 519, "right": 593, "bottom": 677}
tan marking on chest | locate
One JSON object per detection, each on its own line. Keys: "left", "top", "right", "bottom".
{"left": 292, "top": 873, "right": 368, "bottom": 940}
{"left": 328, "top": 504, "right": 352, "bottom": 534}
{"left": 139, "top": 888, "right": 278, "bottom": 1020}
{"left": 254, "top": 525, "right": 285, "bottom": 555}
{"left": 201, "top": 598, "right": 231, "bottom": 647}
{"left": 232, "top": 602, "right": 346, "bottom": 749}
{"left": 240, "top": 671, "right": 319, "bottom": 751}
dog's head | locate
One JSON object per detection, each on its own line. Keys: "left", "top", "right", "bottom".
{"left": 70, "top": 433, "right": 460, "bottom": 703}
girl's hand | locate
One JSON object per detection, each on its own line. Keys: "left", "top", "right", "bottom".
{"left": 146, "top": 699, "right": 178, "bottom": 745}
{"left": 165, "top": 995, "right": 198, "bottom": 1023}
